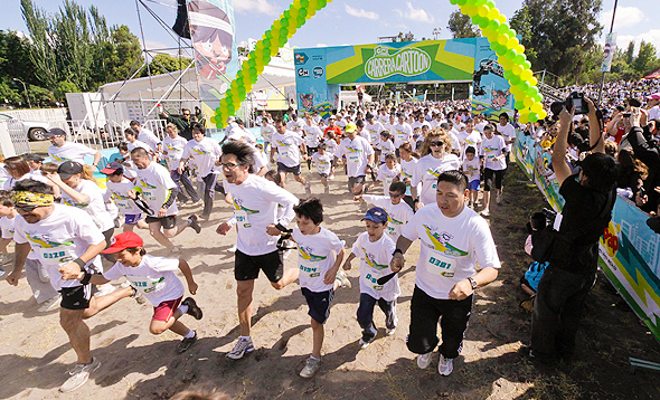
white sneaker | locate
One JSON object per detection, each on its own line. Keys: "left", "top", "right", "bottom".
{"left": 59, "top": 357, "right": 101, "bottom": 392}
{"left": 334, "top": 270, "right": 351, "bottom": 289}
{"left": 496, "top": 192, "right": 502, "bottom": 204}
{"left": 37, "top": 295, "right": 61, "bottom": 312}
{"left": 438, "top": 354, "right": 454, "bottom": 376}
{"left": 228, "top": 244, "right": 237, "bottom": 253}
{"left": 359, "top": 337, "right": 374, "bottom": 349}
{"left": 226, "top": 337, "right": 254, "bottom": 360}
{"left": 416, "top": 352, "right": 432, "bottom": 369}
{"left": 299, "top": 356, "right": 321, "bottom": 378}
{"left": 480, "top": 209, "right": 490, "bottom": 218}
{"left": 386, "top": 327, "right": 396, "bottom": 336}
{"left": 94, "top": 283, "right": 116, "bottom": 297}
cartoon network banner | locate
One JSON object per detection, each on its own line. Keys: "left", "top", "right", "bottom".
{"left": 294, "top": 38, "right": 513, "bottom": 119}
{"left": 514, "top": 131, "right": 660, "bottom": 339}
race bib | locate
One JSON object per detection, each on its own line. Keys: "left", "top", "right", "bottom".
{"left": 234, "top": 210, "right": 251, "bottom": 228}
{"left": 425, "top": 249, "right": 456, "bottom": 278}
{"left": 364, "top": 272, "right": 383, "bottom": 291}
{"left": 129, "top": 276, "right": 165, "bottom": 294}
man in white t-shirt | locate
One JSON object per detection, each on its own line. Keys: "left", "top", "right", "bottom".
{"left": 392, "top": 114, "right": 413, "bottom": 149}
{"left": 496, "top": 112, "right": 516, "bottom": 162}
{"left": 46, "top": 128, "right": 101, "bottom": 167}
{"left": 337, "top": 123, "right": 375, "bottom": 195}
{"left": 162, "top": 123, "right": 201, "bottom": 205}
{"left": 124, "top": 128, "right": 154, "bottom": 154}
{"left": 480, "top": 124, "right": 507, "bottom": 217}
{"left": 216, "top": 140, "right": 300, "bottom": 361}
{"left": 6, "top": 179, "right": 135, "bottom": 392}
{"left": 270, "top": 119, "right": 311, "bottom": 194}
{"left": 130, "top": 120, "right": 162, "bottom": 155}
{"left": 130, "top": 148, "right": 200, "bottom": 252}
{"left": 391, "top": 170, "right": 500, "bottom": 377}
{"left": 180, "top": 123, "right": 222, "bottom": 219}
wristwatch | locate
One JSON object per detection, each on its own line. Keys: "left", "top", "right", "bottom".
{"left": 467, "top": 276, "right": 478, "bottom": 290}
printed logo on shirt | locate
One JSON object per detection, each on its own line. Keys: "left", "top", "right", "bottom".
{"left": 299, "top": 246, "right": 327, "bottom": 262}
{"left": 232, "top": 198, "right": 259, "bottom": 214}
{"left": 422, "top": 225, "right": 468, "bottom": 256}
{"left": 26, "top": 233, "right": 74, "bottom": 249}
{"left": 387, "top": 215, "right": 404, "bottom": 225}
{"left": 191, "top": 147, "right": 209, "bottom": 156}
{"left": 136, "top": 179, "right": 158, "bottom": 190}
{"left": 51, "top": 154, "right": 69, "bottom": 163}
{"left": 61, "top": 198, "right": 83, "bottom": 208}
{"left": 361, "top": 247, "right": 388, "bottom": 270}
{"left": 346, "top": 146, "right": 362, "bottom": 154}
{"left": 426, "top": 167, "right": 441, "bottom": 178}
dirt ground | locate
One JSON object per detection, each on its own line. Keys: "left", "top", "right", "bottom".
{"left": 0, "top": 165, "right": 658, "bottom": 400}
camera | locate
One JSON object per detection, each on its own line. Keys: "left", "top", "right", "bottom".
{"left": 551, "top": 91, "right": 589, "bottom": 118}
{"left": 527, "top": 208, "right": 557, "bottom": 234}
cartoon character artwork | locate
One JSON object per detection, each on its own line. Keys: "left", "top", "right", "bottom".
{"left": 300, "top": 93, "right": 314, "bottom": 110}
{"left": 187, "top": 0, "right": 234, "bottom": 82}
{"left": 490, "top": 89, "right": 510, "bottom": 111}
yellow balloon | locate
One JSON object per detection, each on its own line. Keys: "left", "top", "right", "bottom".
{"left": 478, "top": 6, "right": 490, "bottom": 18}
{"left": 520, "top": 69, "right": 533, "bottom": 81}
{"left": 530, "top": 76, "right": 538, "bottom": 86}
{"left": 507, "top": 37, "right": 518, "bottom": 48}
{"left": 496, "top": 14, "right": 507, "bottom": 23}
{"left": 512, "top": 64, "right": 523, "bottom": 76}
{"left": 531, "top": 103, "right": 543, "bottom": 114}
{"left": 538, "top": 109, "right": 548, "bottom": 120}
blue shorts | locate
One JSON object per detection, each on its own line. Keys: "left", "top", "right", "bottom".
{"left": 468, "top": 179, "right": 480, "bottom": 191}
{"left": 301, "top": 287, "right": 334, "bottom": 324}
{"left": 124, "top": 214, "right": 142, "bottom": 225}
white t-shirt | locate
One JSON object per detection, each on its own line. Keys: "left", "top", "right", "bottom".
{"left": 352, "top": 231, "right": 399, "bottom": 301}
{"left": 48, "top": 142, "right": 96, "bottom": 165}
{"left": 401, "top": 203, "right": 501, "bottom": 299}
{"left": 311, "top": 152, "right": 333, "bottom": 176}
{"left": 272, "top": 130, "right": 304, "bottom": 168}
{"left": 496, "top": 123, "right": 516, "bottom": 152}
{"left": 377, "top": 163, "right": 401, "bottom": 195}
{"left": 61, "top": 179, "right": 115, "bottom": 231}
{"left": 225, "top": 174, "right": 298, "bottom": 256}
{"left": 127, "top": 140, "right": 153, "bottom": 153}
{"left": 362, "top": 195, "right": 413, "bottom": 241}
{"left": 137, "top": 128, "right": 162, "bottom": 152}
{"left": 13, "top": 204, "right": 105, "bottom": 290}
{"left": 182, "top": 137, "right": 222, "bottom": 179}
{"left": 324, "top": 139, "right": 339, "bottom": 157}
{"left": 302, "top": 124, "right": 323, "bottom": 148}
{"left": 261, "top": 124, "right": 276, "bottom": 143}
{"left": 2, "top": 171, "right": 50, "bottom": 191}
{"left": 365, "top": 121, "right": 385, "bottom": 144}
{"left": 376, "top": 139, "right": 396, "bottom": 164}
{"left": 292, "top": 227, "right": 344, "bottom": 293}
{"left": 104, "top": 178, "right": 140, "bottom": 215}
{"left": 0, "top": 215, "right": 16, "bottom": 240}
{"left": 481, "top": 135, "right": 507, "bottom": 171}
{"left": 648, "top": 105, "right": 660, "bottom": 121}
{"left": 459, "top": 130, "right": 483, "bottom": 155}
{"left": 162, "top": 135, "right": 188, "bottom": 171}
{"left": 413, "top": 153, "right": 462, "bottom": 205}
{"left": 134, "top": 162, "right": 178, "bottom": 217}
{"left": 462, "top": 157, "right": 481, "bottom": 182}
{"left": 104, "top": 254, "right": 184, "bottom": 306}
{"left": 392, "top": 123, "right": 413, "bottom": 147}
{"left": 337, "top": 136, "right": 374, "bottom": 177}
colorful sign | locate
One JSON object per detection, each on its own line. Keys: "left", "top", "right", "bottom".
{"left": 294, "top": 38, "right": 513, "bottom": 118}
{"left": 513, "top": 131, "right": 660, "bottom": 339}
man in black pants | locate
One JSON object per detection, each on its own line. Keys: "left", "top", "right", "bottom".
{"left": 390, "top": 170, "right": 501, "bottom": 377}
{"left": 531, "top": 98, "right": 617, "bottom": 363}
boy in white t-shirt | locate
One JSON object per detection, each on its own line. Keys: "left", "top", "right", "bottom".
{"left": 63, "top": 232, "right": 203, "bottom": 353}
{"left": 342, "top": 207, "right": 399, "bottom": 349}
{"left": 101, "top": 162, "right": 152, "bottom": 232}
{"left": 310, "top": 143, "right": 333, "bottom": 194}
{"left": 376, "top": 154, "right": 401, "bottom": 196}
{"left": 354, "top": 182, "right": 413, "bottom": 242}
{"left": 461, "top": 146, "right": 481, "bottom": 208}
{"left": 291, "top": 198, "right": 349, "bottom": 378}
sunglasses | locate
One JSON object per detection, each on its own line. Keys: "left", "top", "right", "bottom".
{"left": 15, "top": 204, "right": 40, "bottom": 213}
{"left": 430, "top": 141, "right": 445, "bottom": 147}
{"left": 221, "top": 162, "right": 243, "bottom": 170}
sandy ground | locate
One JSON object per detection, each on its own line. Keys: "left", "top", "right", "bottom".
{"left": 0, "top": 164, "right": 659, "bottom": 400}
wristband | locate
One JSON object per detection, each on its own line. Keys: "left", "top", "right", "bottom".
{"left": 467, "top": 276, "right": 478, "bottom": 290}
{"left": 275, "top": 223, "right": 292, "bottom": 233}
{"left": 80, "top": 271, "right": 92, "bottom": 285}
{"left": 73, "top": 258, "right": 86, "bottom": 268}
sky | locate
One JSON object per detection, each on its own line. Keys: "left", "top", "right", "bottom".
{"left": 1, "top": 0, "right": 658, "bottom": 56}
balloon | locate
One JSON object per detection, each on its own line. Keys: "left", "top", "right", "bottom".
{"left": 538, "top": 109, "right": 548, "bottom": 120}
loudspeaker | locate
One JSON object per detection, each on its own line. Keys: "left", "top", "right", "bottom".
{"left": 172, "top": 0, "right": 190, "bottom": 39}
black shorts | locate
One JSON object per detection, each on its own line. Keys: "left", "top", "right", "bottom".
{"left": 483, "top": 168, "right": 506, "bottom": 191}
{"left": 307, "top": 146, "right": 319, "bottom": 156}
{"left": 347, "top": 175, "right": 366, "bottom": 192}
{"left": 235, "top": 249, "right": 284, "bottom": 282}
{"left": 277, "top": 162, "right": 302, "bottom": 176}
{"left": 301, "top": 287, "right": 334, "bottom": 324}
{"left": 60, "top": 285, "right": 92, "bottom": 310}
{"left": 145, "top": 215, "right": 177, "bottom": 229}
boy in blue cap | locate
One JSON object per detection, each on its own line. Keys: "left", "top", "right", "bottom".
{"left": 342, "top": 207, "right": 399, "bottom": 348}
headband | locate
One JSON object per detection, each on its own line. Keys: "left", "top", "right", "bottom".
{"left": 12, "top": 191, "right": 54, "bottom": 208}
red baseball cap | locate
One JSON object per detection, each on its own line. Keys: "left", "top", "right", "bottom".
{"left": 101, "top": 232, "right": 144, "bottom": 254}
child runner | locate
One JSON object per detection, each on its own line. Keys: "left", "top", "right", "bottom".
{"left": 354, "top": 182, "right": 413, "bottom": 242}
{"left": 62, "top": 231, "right": 204, "bottom": 353}
{"left": 342, "top": 207, "right": 399, "bottom": 348}
{"left": 376, "top": 154, "right": 401, "bottom": 196}
{"left": 375, "top": 131, "right": 396, "bottom": 165}
{"left": 324, "top": 133, "right": 339, "bottom": 179}
{"left": 291, "top": 198, "right": 348, "bottom": 378}
{"left": 461, "top": 146, "right": 481, "bottom": 208}
{"left": 101, "top": 162, "right": 147, "bottom": 232}
{"left": 310, "top": 142, "right": 333, "bottom": 194}
{"left": 399, "top": 143, "right": 420, "bottom": 210}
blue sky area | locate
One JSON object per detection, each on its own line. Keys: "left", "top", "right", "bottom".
{"left": 1, "top": 0, "right": 658, "bottom": 54}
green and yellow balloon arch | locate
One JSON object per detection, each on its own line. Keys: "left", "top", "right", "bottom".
{"left": 211, "top": 0, "right": 546, "bottom": 129}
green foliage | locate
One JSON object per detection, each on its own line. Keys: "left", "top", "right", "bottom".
{"left": 447, "top": 10, "right": 480, "bottom": 39}
{"left": 143, "top": 53, "right": 193, "bottom": 77}
{"left": 633, "top": 41, "right": 658, "bottom": 75}
{"left": 54, "top": 80, "right": 79, "bottom": 102}
{"left": 0, "top": 81, "right": 22, "bottom": 106}
{"left": 27, "top": 84, "right": 55, "bottom": 107}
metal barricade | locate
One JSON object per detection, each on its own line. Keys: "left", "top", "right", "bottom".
{"left": 7, "top": 119, "right": 30, "bottom": 155}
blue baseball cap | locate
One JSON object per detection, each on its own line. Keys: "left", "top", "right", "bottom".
{"left": 362, "top": 207, "right": 388, "bottom": 224}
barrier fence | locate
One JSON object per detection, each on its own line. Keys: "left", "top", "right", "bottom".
{"left": 513, "top": 131, "right": 660, "bottom": 340}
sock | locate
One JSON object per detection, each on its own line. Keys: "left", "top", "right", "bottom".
{"left": 183, "top": 329, "right": 195, "bottom": 339}
{"left": 239, "top": 335, "right": 251, "bottom": 341}
{"left": 309, "top": 355, "right": 320, "bottom": 361}
{"left": 177, "top": 304, "right": 189, "bottom": 315}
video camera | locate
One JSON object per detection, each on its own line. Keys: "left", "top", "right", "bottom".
{"left": 550, "top": 92, "right": 589, "bottom": 118}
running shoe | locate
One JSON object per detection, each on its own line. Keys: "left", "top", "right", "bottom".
{"left": 59, "top": 357, "right": 101, "bottom": 392}
{"left": 334, "top": 270, "right": 351, "bottom": 288}
{"left": 359, "top": 336, "right": 375, "bottom": 349}
{"left": 176, "top": 331, "right": 198, "bottom": 353}
{"left": 299, "top": 356, "right": 321, "bottom": 378}
{"left": 94, "top": 283, "right": 116, "bottom": 297}
{"left": 416, "top": 352, "right": 432, "bottom": 369}
{"left": 182, "top": 297, "right": 203, "bottom": 320}
{"left": 187, "top": 215, "right": 202, "bottom": 234}
{"left": 37, "top": 294, "right": 61, "bottom": 312}
{"left": 226, "top": 337, "right": 254, "bottom": 360}
{"left": 480, "top": 209, "right": 490, "bottom": 218}
{"left": 386, "top": 327, "right": 396, "bottom": 336}
{"left": 438, "top": 354, "right": 454, "bottom": 376}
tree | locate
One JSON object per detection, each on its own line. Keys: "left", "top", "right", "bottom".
{"left": 624, "top": 41, "right": 635, "bottom": 65}
{"left": 510, "top": 0, "right": 603, "bottom": 82}
{"left": 143, "top": 53, "right": 193, "bottom": 76}
{"left": 27, "top": 85, "right": 55, "bottom": 107}
{"left": 633, "top": 41, "right": 658, "bottom": 75}
{"left": 108, "top": 25, "right": 143, "bottom": 82}
{"left": 54, "top": 80, "right": 79, "bottom": 102}
{"left": 21, "top": 0, "right": 58, "bottom": 88}
{"left": 53, "top": 0, "right": 94, "bottom": 91}
{"left": 0, "top": 81, "right": 22, "bottom": 106}
{"left": 393, "top": 31, "right": 415, "bottom": 43}
{"left": 0, "top": 30, "right": 37, "bottom": 87}
{"left": 447, "top": 10, "right": 479, "bottom": 38}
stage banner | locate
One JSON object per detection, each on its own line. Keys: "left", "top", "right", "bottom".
{"left": 186, "top": 0, "right": 239, "bottom": 122}
{"left": 514, "top": 130, "right": 660, "bottom": 339}
{"left": 471, "top": 37, "right": 514, "bottom": 121}
{"left": 295, "top": 38, "right": 516, "bottom": 115}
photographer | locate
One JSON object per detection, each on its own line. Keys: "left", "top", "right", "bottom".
{"left": 530, "top": 96, "right": 617, "bottom": 364}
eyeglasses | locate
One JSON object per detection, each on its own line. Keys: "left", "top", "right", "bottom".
{"left": 430, "top": 141, "right": 444, "bottom": 147}
{"left": 15, "top": 204, "right": 40, "bottom": 213}
{"left": 221, "top": 162, "right": 243, "bottom": 170}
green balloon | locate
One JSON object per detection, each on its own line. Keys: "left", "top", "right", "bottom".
{"left": 515, "top": 99, "right": 525, "bottom": 109}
